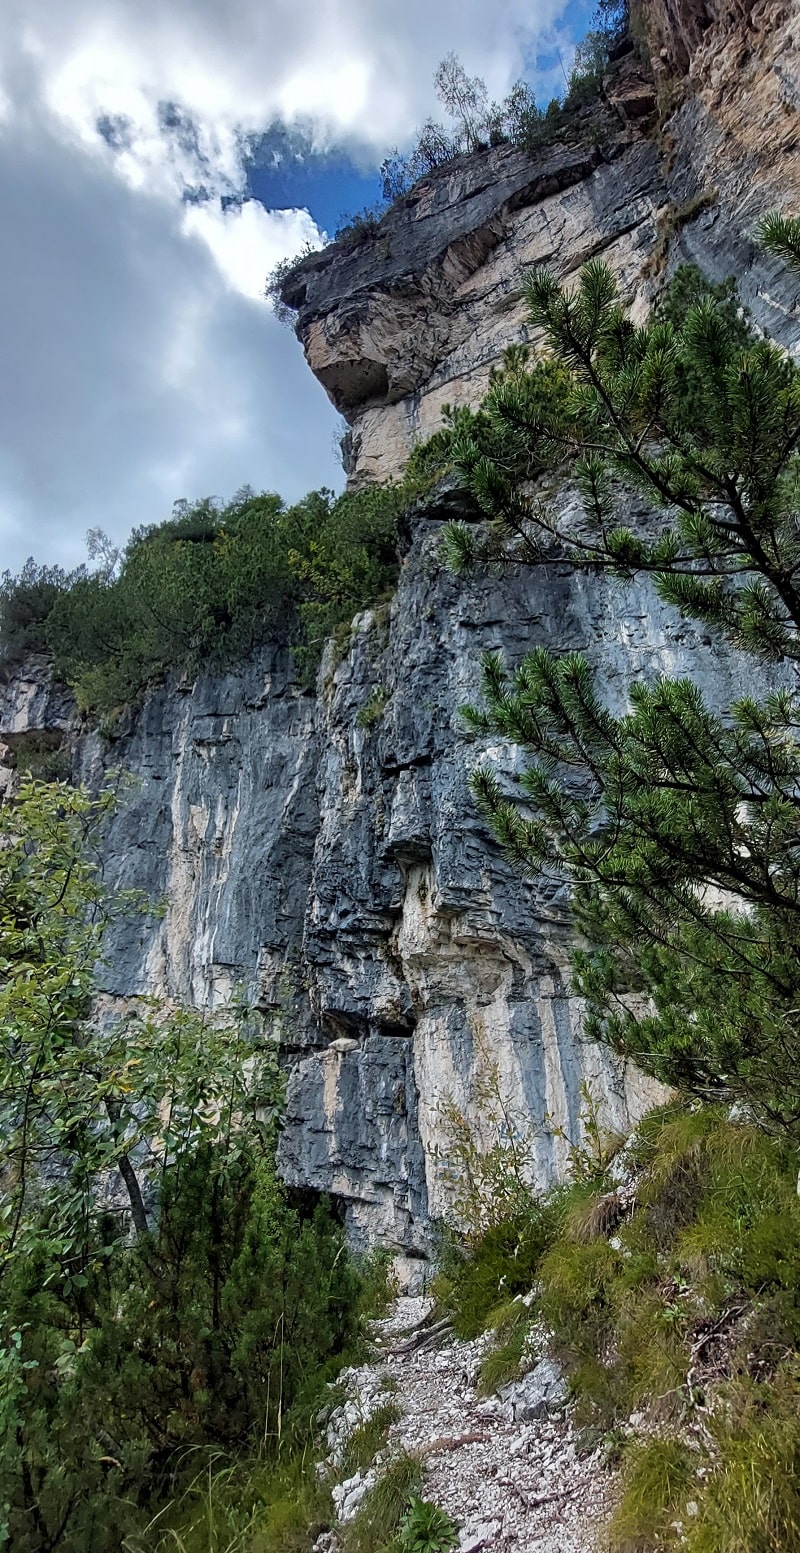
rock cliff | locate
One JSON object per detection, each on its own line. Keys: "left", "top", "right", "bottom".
{"left": 2, "top": 0, "right": 798, "bottom": 1281}
{"left": 283, "top": 0, "right": 798, "bottom": 487}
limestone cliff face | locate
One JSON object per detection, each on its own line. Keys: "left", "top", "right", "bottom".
{"left": 285, "top": 0, "right": 799, "bottom": 487}
{"left": 2, "top": 502, "right": 763, "bottom": 1275}
{"left": 2, "top": 1, "right": 798, "bottom": 1280}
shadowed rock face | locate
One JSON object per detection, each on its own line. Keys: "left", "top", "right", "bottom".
{"left": 0, "top": 493, "right": 787, "bottom": 1276}
{"left": 2, "top": 0, "right": 798, "bottom": 1282}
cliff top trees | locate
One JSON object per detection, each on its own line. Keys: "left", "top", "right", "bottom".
{"left": 0, "top": 482, "right": 406, "bottom": 716}
{"left": 375, "top": 3, "right": 633, "bottom": 206}
{"left": 446, "top": 216, "right": 800, "bottom": 1133}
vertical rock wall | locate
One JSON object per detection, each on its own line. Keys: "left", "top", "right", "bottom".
{"left": 0, "top": 493, "right": 778, "bottom": 1276}
{"left": 2, "top": 0, "right": 798, "bottom": 1280}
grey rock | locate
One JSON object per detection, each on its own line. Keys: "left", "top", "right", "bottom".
{"left": 283, "top": 2, "right": 799, "bottom": 489}
{"left": 499, "top": 1359, "right": 567, "bottom": 1422}
{"left": 1, "top": 497, "right": 774, "bottom": 1266}
{"left": 458, "top": 1520, "right": 503, "bottom": 1552}
{"left": 331, "top": 1471, "right": 374, "bottom": 1523}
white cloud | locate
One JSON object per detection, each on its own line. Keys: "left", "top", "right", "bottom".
{"left": 0, "top": 104, "right": 338, "bottom": 573}
{"left": 182, "top": 202, "right": 323, "bottom": 300}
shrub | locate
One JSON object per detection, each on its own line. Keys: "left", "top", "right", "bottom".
{"left": 399, "top": 1495, "right": 459, "bottom": 1553}
{"left": 0, "top": 1140, "right": 364, "bottom": 1553}
{"left": 0, "top": 558, "right": 69, "bottom": 668}
{"left": 433, "top": 1190, "right": 570, "bottom": 1339}
{"left": 335, "top": 205, "right": 384, "bottom": 249}
{"left": 0, "top": 484, "right": 407, "bottom": 717}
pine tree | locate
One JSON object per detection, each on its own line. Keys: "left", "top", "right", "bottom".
{"left": 446, "top": 215, "right": 800, "bottom": 1133}
{"left": 0, "top": 779, "right": 364, "bottom": 1551}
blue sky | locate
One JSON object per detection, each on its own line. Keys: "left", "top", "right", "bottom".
{"left": 246, "top": 146, "right": 380, "bottom": 243}
{"left": 0, "top": 0, "right": 598, "bottom": 575}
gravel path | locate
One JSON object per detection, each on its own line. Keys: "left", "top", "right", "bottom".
{"left": 319, "top": 1296, "right": 616, "bottom": 1553}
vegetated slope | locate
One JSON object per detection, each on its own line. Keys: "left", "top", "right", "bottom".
{"left": 0, "top": 484, "right": 406, "bottom": 719}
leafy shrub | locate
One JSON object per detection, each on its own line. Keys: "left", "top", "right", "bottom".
{"left": 335, "top": 205, "right": 384, "bottom": 249}
{"left": 434, "top": 1191, "right": 569, "bottom": 1339}
{"left": 0, "top": 779, "right": 370, "bottom": 1553}
{"left": 399, "top": 1495, "right": 459, "bottom": 1553}
{"left": 5, "top": 732, "right": 71, "bottom": 783}
{"left": 356, "top": 686, "right": 390, "bottom": 730}
{"left": 264, "top": 243, "right": 319, "bottom": 326}
{"left": 0, "top": 483, "right": 408, "bottom": 716}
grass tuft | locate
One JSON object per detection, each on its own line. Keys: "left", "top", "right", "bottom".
{"left": 685, "top": 1372, "right": 800, "bottom": 1553}
{"left": 130, "top": 1450, "right": 333, "bottom": 1553}
{"left": 341, "top": 1450, "right": 423, "bottom": 1553}
{"left": 608, "top": 1437, "right": 694, "bottom": 1552}
{"left": 340, "top": 1402, "right": 401, "bottom": 1478}
{"left": 477, "top": 1297, "right": 532, "bottom": 1395}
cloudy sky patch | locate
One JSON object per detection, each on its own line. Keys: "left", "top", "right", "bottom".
{"left": 0, "top": 0, "right": 594, "bottom": 574}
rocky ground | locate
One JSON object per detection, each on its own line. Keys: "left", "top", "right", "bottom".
{"left": 316, "top": 1296, "right": 616, "bottom": 1553}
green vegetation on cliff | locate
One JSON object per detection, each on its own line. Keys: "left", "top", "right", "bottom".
{"left": 0, "top": 481, "right": 407, "bottom": 717}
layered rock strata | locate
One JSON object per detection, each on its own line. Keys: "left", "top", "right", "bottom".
{"left": 0, "top": 494, "right": 776, "bottom": 1274}
{"left": 283, "top": 0, "right": 799, "bottom": 487}
{"left": 2, "top": 0, "right": 798, "bottom": 1277}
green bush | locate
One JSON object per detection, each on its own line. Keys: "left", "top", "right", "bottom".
{"left": 0, "top": 483, "right": 408, "bottom": 717}
{"left": 335, "top": 205, "right": 384, "bottom": 249}
{"left": 0, "top": 558, "right": 69, "bottom": 667}
{"left": 5, "top": 732, "right": 71, "bottom": 783}
{"left": 398, "top": 1496, "right": 459, "bottom": 1553}
{"left": 0, "top": 1141, "right": 365, "bottom": 1553}
{"left": 433, "top": 1190, "right": 569, "bottom": 1338}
